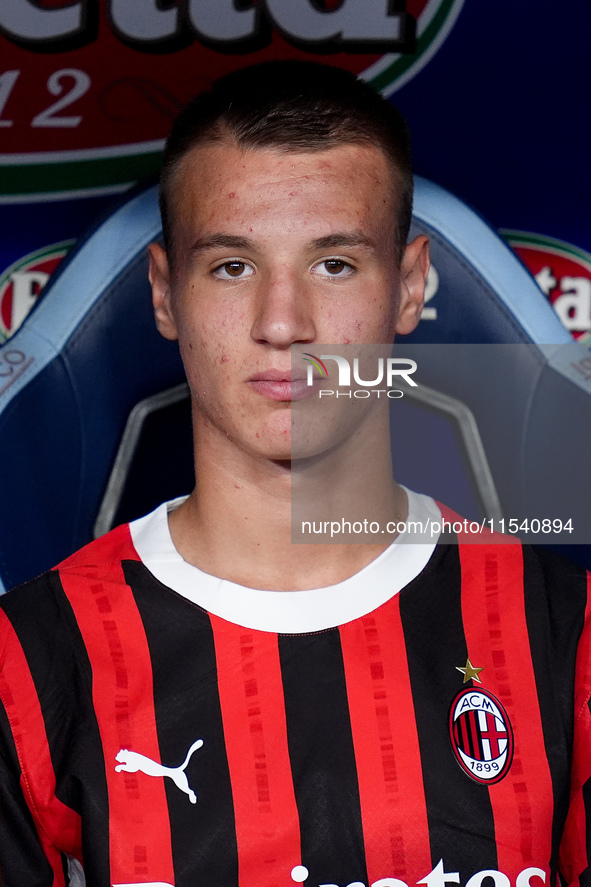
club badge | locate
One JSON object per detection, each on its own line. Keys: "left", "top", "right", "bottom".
{"left": 449, "top": 668, "right": 513, "bottom": 785}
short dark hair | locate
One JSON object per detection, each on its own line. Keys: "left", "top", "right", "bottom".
{"left": 159, "top": 60, "right": 413, "bottom": 261}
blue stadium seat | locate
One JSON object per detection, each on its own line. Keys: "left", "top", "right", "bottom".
{"left": 0, "top": 176, "right": 588, "bottom": 592}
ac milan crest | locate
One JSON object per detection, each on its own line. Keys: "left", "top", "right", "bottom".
{"left": 449, "top": 687, "right": 513, "bottom": 784}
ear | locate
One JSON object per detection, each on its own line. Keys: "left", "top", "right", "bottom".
{"left": 149, "top": 242, "right": 178, "bottom": 341}
{"left": 394, "top": 235, "right": 430, "bottom": 336}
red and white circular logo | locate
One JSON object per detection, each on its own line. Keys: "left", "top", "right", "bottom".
{"left": 449, "top": 687, "right": 514, "bottom": 784}
{"left": 0, "top": 241, "right": 73, "bottom": 342}
{"left": 503, "top": 230, "right": 591, "bottom": 344}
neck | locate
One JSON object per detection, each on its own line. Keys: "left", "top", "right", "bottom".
{"left": 168, "top": 403, "right": 406, "bottom": 590}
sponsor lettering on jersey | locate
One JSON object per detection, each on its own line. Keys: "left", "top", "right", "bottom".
{"left": 449, "top": 687, "right": 514, "bottom": 784}
{"left": 111, "top": 860, "right": 548, "bottom": 887}
{"left": 308, "top": 860, "right": 547, "bottom": 887}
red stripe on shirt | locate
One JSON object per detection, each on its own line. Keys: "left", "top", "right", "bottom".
{"left": 339, "top": 596, "right": 432, "bottom": 882}
{"left": 559, "top": 571, "right": 591, "bottom": 884}
{"left": 458, "top": 542, "right": 553, "bottom": 878}
{"left": 210, "top": 616, "right": 301, "bottom": 887}
{"left": 58, "top": 523, "right": 174, "bottom": 886}
{"left": 0, "top": 609, "right": 80, "bottom": 883}
{"left": 573, "top": 571, "right": 591, "bottom": 730}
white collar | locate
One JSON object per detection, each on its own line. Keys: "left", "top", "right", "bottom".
{"left": 130, "top": 488, "right": 441, "bottom": 634}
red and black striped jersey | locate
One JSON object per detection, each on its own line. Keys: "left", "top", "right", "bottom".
{"left": 0, "top": 500, "right": 590, "bottom": 887}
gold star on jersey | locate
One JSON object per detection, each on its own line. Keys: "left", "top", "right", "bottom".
{"left": 455, "top": 658, "right": 484, "bottom": 683}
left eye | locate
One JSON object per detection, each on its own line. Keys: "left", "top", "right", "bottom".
{"left": 314, "top": 259, "right": 354, "bottom": 277}
{"left": 214, "top": 261, "right": 254, "bottom": 279}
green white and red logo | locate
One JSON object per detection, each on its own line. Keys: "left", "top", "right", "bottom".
{"left": 0, "top": 0, "right": 464, "bottom": 201}
{"left": 503, "top": 230, "right": 591, "bottom": 344}
{"left": 302, "top": 353, "right": 329, "bottom": 379}
{"left": 0, "top": 241, "right": 74, "bottom": 342}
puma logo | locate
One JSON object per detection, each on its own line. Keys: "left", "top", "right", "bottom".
{"left": 115, "top": 739, "right": 204, "bottom": 804}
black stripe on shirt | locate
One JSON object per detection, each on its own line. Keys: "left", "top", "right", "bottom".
{"left": 522, "top": 545, "right": 588, "bottom": 879}
{"left": 0, "top": 699, "right": 56, "bottom": 887}
{"left": 279, "top": 628, "right": 367, "bottom": 887}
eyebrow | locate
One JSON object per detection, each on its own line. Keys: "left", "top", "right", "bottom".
{"left": 190, "top": 234, "right": 257, "bottom": 254}
{"left": 309, "top": 232, "right": 377, "bottom": 251}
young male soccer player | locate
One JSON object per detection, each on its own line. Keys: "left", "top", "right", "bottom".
{"left": 0, "top": 61, "right": 590, "bottom": 887}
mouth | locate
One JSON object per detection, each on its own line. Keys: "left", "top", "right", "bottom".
{"left": 247, "top": 370, "right": 317, "bottom": 402}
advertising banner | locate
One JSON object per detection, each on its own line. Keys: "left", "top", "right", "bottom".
{"left": 0, "top": 1, "right": 588, "bottom": 341}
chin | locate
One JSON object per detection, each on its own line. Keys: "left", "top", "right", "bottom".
{"left": 252, "top": 440, "right": 292, "bottom": 463}
{"left": 236, "top": 422, "right": 291, "bottom": 462}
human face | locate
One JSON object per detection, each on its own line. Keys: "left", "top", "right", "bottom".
{"left": 150, "top": 142, "right": 429, "bottom": 462}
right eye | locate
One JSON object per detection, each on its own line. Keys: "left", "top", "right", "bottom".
{"left": 213, "top": 261, "right": 254, "bottom": 279}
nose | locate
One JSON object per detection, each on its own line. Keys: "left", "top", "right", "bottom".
{"left": 250, "top": 269, "right": 316, "bottom": 348}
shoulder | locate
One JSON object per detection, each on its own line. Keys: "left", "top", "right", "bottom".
{"left": 57, "top": 521, "right": 139, "bottom": 576}
{"left": 521, "top": 547, "right": 590, "bottom": 670}
{"left": 456, "top": 539, "right": 589, "bottom": 608}
{"left": 516, "top": 547, "right": 591, "bottom": 716}
{"left": 0, "top": 522, "right": 139, "bottom": 650}
{"left": 449, "top": 539, "right": 589, "bottom": 656}
{"left": 491, "top": 544, "right": 589, "bottom": 682}
{"left": 519, "top": 544, "right": 589, "bottom": 615}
